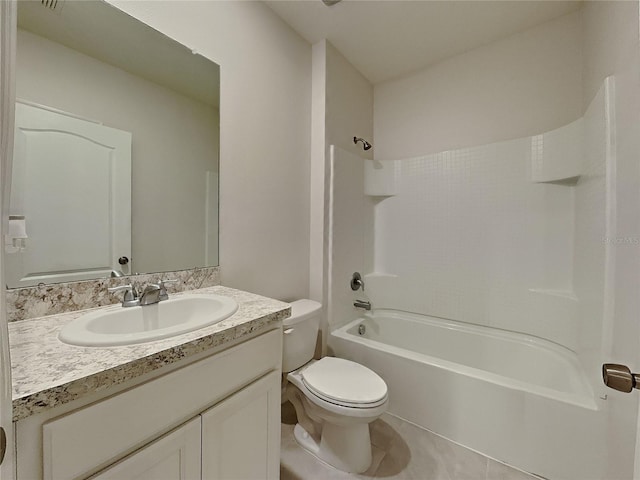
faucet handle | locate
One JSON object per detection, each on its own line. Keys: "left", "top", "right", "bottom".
{"left": 108, "top": 283, "right": 136, "bottom": 295}
{"left": 107, "top": 284, "right": 139, "bottom": 307}
{"left": 158, "top": 278, "right": 179, "bottom": 301}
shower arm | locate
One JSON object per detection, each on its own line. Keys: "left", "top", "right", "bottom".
{"left": 353, "top": 137, "right": 372, "bottom": 151}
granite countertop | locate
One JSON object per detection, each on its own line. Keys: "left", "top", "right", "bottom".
{"left": 8, "top": 286, "right": 290, "bottom": 421}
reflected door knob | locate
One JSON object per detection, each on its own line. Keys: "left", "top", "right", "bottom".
{"left": 0, "top": 427, "right": 6, "bottom": 465}
{"left": 602, "top": 364, "right": 640, "bottom": 393}
{"left": 351, "top": 272, "right": 364, "bottom": 291}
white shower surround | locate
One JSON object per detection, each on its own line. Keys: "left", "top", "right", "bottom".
{"left": 326, "top": 78, "right": 615, "bottom": 479}
{"left": 367, "top": 78, "right": 613, "bottom": 353}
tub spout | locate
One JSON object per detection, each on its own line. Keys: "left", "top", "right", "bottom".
{"left": 354, "top": 300, "right": 371, "bottom": 311}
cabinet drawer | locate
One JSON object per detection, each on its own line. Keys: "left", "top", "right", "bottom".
{"left": 43, "top": 329, "right": 281, "bottom": 480}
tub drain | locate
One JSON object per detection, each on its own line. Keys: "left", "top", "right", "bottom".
{"left": 358, "top": 324, "right": 366, "bottom": 335}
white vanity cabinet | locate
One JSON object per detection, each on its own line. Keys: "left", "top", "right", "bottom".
{"left": 91, "top": 417, "right": 202, "bottom": 480}
{"left": 91, "top": 371, "right": 281, "bottom": 480}
{"left": 201, "top": 371, "right": 280, "bottom": 479}
{"left": 15, "top": 328, "right": 282, "bottom": 480}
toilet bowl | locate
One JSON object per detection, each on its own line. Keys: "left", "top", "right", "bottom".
{"left": 283, "top": 300, "right": 388, "bottom": 473}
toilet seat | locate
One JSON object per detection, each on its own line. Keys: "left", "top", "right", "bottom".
{"left": 301, "top": 357, "right": 388, "bottom": 408}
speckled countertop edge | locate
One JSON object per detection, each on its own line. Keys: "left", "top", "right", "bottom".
{"left": 9, "top": 286, "right": 290, "bottom": 421}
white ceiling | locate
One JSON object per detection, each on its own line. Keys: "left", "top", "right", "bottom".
{"left": 265, "top": 0, "right": 582, "bottom": 84}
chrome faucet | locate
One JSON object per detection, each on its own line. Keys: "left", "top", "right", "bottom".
{"left": 139, "top": 284, "right": 162, "bottom": 306}
{"left": 108, "top": 279, "right": 179, "bottom": 307}
{"left": 354, "top": 300, "right": 371, "bottom": 311}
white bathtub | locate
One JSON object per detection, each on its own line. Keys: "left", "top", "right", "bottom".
{"left": 330, "top": 310, "right": 606, "bottom": 480}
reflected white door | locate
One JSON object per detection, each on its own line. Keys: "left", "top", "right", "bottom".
{"left": 0, "top": 252, "right": 12, "bottom": 480}
{"left": 1, "top": 1, "right": 16, "bottom": 476}
{"left": 7, "top": 102, "right": 131, "bottom": 287}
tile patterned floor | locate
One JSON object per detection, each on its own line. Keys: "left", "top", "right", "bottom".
{"left": 280, "top": 403, "right": 540, "bottom": 480}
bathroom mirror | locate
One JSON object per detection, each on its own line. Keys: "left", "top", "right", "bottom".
{"left": 7, "top": 0, "right": 220, "bottom": 288}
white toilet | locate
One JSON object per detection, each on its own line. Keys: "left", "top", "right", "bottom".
{"left": 283, "top": 299, "right": 388, "bottom": 473}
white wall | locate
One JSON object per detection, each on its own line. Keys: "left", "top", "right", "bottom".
{"left": 583, "top": 2, "right": 640, "bottom": 363}
{"left": 582, "top": 2, "right": 640, "bottom": 479}
{"left": 309, "top": 40, "right": 373, "bottom": 348}
{"left": 309, "top": 40, "right": 327, "bottom": 304}
{"left": 324, "top": 41, "right": 374, "bottom": 332}
{"left": 325, "top": 42, "right": 374, "bottom": 161}
{"left": 0, "top": 3, "right": 17, "bottom": 478}
{"left": 312, "top": 42, "right": 373, "bottom": 339}
{"left": 110, "top": 1, "right": 312, "bottom": 301}
{"left": 374, "top": 11, "right": 583, "bottom": 160}
{"left": 16, "top": 29, "right": 219, "bottom": 274}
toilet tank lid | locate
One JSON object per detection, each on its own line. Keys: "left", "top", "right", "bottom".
{"left": 284, "top": 299, "right": 322, "bottom": 326}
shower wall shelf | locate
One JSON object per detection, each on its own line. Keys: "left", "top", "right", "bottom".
{"left": 531, "top": 118, "right": 584, "bottom": 184}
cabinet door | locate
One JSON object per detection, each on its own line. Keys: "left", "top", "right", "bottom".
{"left": 202, "top": 371, "right": 281, "bottom": 480}
{"left": 91, "top": 418, "right": 201, "bottom": 480}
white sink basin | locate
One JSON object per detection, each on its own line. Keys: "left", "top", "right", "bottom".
{"left": 59, "top": 294, "right": 238, "bottom": 347}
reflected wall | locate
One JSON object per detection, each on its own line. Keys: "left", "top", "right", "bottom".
{"left": 13, "top": 23, "right": 219, "bottom": 280}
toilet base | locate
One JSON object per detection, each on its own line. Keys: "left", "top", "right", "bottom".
{"left": 293, "top": 422, "right": 373, "bottom": 473}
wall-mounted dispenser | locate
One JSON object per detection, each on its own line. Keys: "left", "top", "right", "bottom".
{"left": 5, "top": 215, "right": 28, "bottom": 253}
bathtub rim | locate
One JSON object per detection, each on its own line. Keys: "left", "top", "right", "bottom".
{"left": 331, "top": 309, "right": 598, "bottom": 411}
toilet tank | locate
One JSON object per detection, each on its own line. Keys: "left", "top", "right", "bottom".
{"left": 282, "top": 299, "right": 322, "bottom": 373}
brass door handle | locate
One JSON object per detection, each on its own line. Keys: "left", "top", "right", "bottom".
{"left": 602, "top": 364, "right": 640, "bottom": 393}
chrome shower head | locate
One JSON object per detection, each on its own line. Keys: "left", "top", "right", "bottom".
{"left": 353, "top": 137, "right": 372, "bottom": 151}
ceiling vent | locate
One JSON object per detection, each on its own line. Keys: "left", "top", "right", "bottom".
{"left": 40, "top": 0, "right": 65, "bottom": 13}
